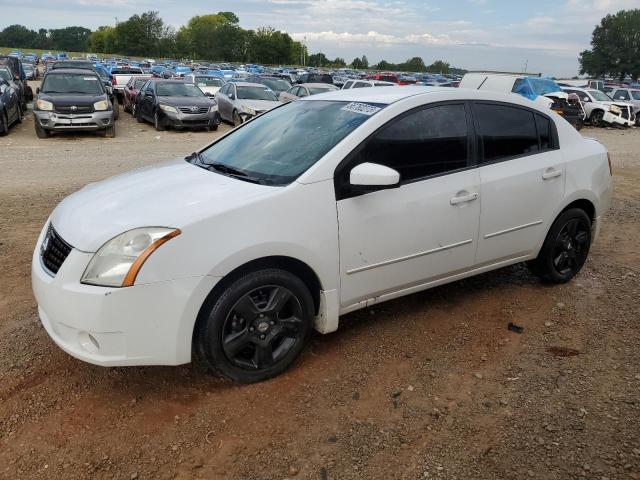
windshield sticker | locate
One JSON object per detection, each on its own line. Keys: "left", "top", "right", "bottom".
{"left": 84, "top": 77, "right": 98, "bottom": 81}
{"left": 341, "top": 102, "right": 382, "bottom": 116}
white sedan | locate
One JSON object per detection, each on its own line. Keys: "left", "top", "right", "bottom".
{"left": 33, "top": 87, "right": 612, "bottom": 383}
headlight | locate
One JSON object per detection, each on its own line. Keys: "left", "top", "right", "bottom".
{"left": 241, "top": 105, "right": 256, "bottom": 116}
{"left": 159, "top": 104, "right": 178, "bottom": 113}
{"left": 94, "top": 100, "right": 109, "bottom": 111}
{"left": 81, "top": 227, "right": 180, "bottom": 287}
{"left": 209, "top": 104, "right": 218, "bottom": 112}
{"left": 36, "top": 99, "right": 53, "bottom": 111}
{"left": 609, "top": 105, "right": 621, "bottom": 114}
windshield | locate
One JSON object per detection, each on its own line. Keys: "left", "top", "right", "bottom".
{"left": 156, "top": 83, "right": 203, "bottom": 97}
{"left": 257, "top": 78, "right": 291, "bottom": 91}
{"left": 195, "top": 77, "right": 224, "bottom": 87}
{"left": 308, "top": 86, "right": 336, "bottom": 95}
{"left": 134, "top": 79, "right": 148, "bottom": 89}
{"left": 191, "top": 100, "right": 384, "bottom": 185}
{"left": 42, "top": 74, "right": 103, "bottom": 94}
{"left": 632, "top": 91, "right": 640, "bottom": 100}
{"left": 237, "top": 86, "right": 277, "bottom": 101}
{"left": 588, "top": 89, "right": 612, "bottom": 101}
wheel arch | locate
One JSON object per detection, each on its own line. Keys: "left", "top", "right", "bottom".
{"left": 193, "top": 255, "right": 324, "bottom": 342}
{"left": 560, "top": 198, "right": 595, "bottom": 223}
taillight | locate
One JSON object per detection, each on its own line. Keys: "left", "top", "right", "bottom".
{"left": 607, "top": 152, "right": 613, "bottom": 176}
{"left": 112, "top": 76, "right": 117, "bottom": 85}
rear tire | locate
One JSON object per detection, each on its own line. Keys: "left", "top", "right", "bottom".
{"left": 135, "top": 104, "right": 144, "bottom": 123}
{"left": 112, "top": 97, "right": 120, "bottom": 120}
{"left": 0, "top": 111, "right": 7, "bottom": 136}
{"left": 195, "top": 268, "right": 314, "bottom": 383}
{"left": 527, "top": 208, "right": 592, "bottom": 284}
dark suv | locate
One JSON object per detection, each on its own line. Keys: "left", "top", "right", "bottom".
{"left": 33, "top": 69, "right": 116, "bottom": 138}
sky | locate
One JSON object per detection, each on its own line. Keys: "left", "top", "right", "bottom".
{"left": 2, "top": 0, "right": 639, "bottom": 76}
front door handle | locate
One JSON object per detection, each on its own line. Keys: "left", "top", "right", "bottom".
{"left": 542, "top": 168, "right": 562, "bottom": 180}
{"left": 450, "top": 192, "right": 479, "bottom": 205}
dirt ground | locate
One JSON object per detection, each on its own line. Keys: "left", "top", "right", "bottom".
{"left": 0, "top": 89, "right": 639, "bottom": 480}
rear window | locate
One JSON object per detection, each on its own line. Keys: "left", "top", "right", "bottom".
{"left": 474, "top": 103, "right": 540, "bottom": 162}
{"left": 112, "top": 68, "right": 143, "bottom": 75}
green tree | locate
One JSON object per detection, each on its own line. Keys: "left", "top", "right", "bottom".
{"left": 308, "top": 52, "right": 328, "bottom": 67}
{"left": 0, "top": 25, "right": 37, "bottom": 48}
{"left": 114, "top": 11, "right": 168, "bottom": 57}
{"left": 332, "top": 57, "right": 346, "bottom": 68}
{"left": 579, "top": 9, "right": 640, "bottom": 80}
{"left": 399, "top": 56, "right": 427, "bottom": 72}
{"left": 248, "top": 27, "right": 295, "bottom": 65}
{"left": 49, "top": 27, "right": 92, "bottom": 52}
{"left": 426, "top": 60, "right": 450, "bottom": 74}
{"left": 376, "top": 60, "right": 396, "bottom": 70}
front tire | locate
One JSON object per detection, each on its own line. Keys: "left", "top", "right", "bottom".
{"left": 135, "top": 104, "right": 144, "bottom": 123}
{"left": 0, "top": 111, "right": 7, "bottom": 136}
{"left": 590, "top": 110, "right": 605, "bottom": 127}
{"left": 232, "top": 110, "right": 242, "bottom": 127}
{"left": 528, "top": 208, "right": 592, "bottom": 284}
{"left": 34, "top": 121, "right": 50, "bottom": 138}
{"left": 154, "top": 111, "right": 165, "bottom": 131}
{"left": 195, "top": 269, "right": 314, "bottom": 383}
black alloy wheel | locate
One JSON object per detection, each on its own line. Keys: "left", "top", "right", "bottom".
{"left": 527, "top": 208, "right": 592, "bottom": 284}
{"left": 195, "top": 268, "right": 314, "bottom": 383}
{"left": 0, "top": 111, "right": 7, "bottom": 136}
{"left": 154, "top": 110, "right": 165, "bottom": 131}
{"left": 222, "top": 285, "right": 305, "bottom": 370}
{"left": 551, "top": 217, "right": 590, "bottom": 277}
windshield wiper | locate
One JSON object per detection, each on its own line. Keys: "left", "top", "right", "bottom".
{"left": 185, "top": 153, "right": 265, "bottom": 184}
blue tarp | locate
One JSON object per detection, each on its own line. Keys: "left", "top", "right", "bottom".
{"left": 512, "top": 77, "right": 562, "bottom": 100}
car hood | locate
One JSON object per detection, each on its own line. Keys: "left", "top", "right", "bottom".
{"left": 198, "top": 86, "right": 221, "bottom": 95}
{"left": 156, "top": 96, "right": 215, "bottom": 107}
{"left": 38, "top": 93, "right": 106, "bottom": 106}
{"left": 238, "top": 99, "right": 280, "bottom": 111}
{"left": 50, "top": 159, "right": 275, "bottom": 252}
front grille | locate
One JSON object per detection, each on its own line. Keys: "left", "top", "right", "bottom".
{"left": 178, "top": 106, "right": 209, "bottom": 114}
{"left": 615, "top": 104, "right": 630, "bottom": 120}
{"left": 41, "top": 225, "right": 73, "bottom": 275}
{"left": 55, "top": 105, "right": 95, "bottom": 114}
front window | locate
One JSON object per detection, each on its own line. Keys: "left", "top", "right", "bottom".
{"left": 237, "top": 86, "right": 278, "bottom": 101}
{"left": 258, "top": 77, "right": 291, "bottom": 92}
{"left": 156, "top": 83, "right": 204, "bottom": 97}
{"left": 588, "top": 89, "right": 612, "bottom": 102}
{"left": 134, "top": 79, "right": 147, "bottom": 89}
{"left": 632, "top": 91, "right": 640, "bottom": 100}
{"left": 190, "top": 100, "right": 384, "bottom": 185}
{"left": 41, "top": 74, "right": 103, "bottom": 94}
{"left": 0, "top": 69, "right": 10, "bottom": 82}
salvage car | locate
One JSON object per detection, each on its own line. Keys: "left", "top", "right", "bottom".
{"left": 609, "top": 87, "right": 640, "bottom": 126}
{"left": 33, "top": 69, "right": 116, "bottom": 138}
{"left": 135, "top": 79, "right": 220, "bottom": 131}
{"left": 279, "top": 83, "right": 339, "bottom": 102}
{"left": 561, "top": 87, "right": 635, "bottom": 127}
{"left": 32, "top": 87, "right": 611, "bottom": 383}
{"left": 23, "top": 62, "right": 37, "bottom": 80}
{"left": 461, "top": 73, "right": 584, "bottom": 130}
{"left": 122, "top": 76, "right": 150, "bottom": 114}
{"left": 0, "top": 74, "right": 22, "bottom": 135}
{"left": 216, "top": 81, "right": 280, "bottom": 125}
{"left": 184, "top": 74, "right": 226, "bottom": 97}
{"left": 342, "top": 79, "right": 396, "bottom": 89}
{"left": 244, "top": 76, "right": 292, "bottom": 96}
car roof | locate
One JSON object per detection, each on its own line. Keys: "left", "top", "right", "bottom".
{"left": 45, "top": 68, "right": 98, "bottom": 75}
{"left": 302, "top": 85, "right": 566, "bottom": 107}
{"left": 302, "top": 83, "right": 337, "bottom": 88}
{"left": 232, "top": 82, "right": 268, "bottom": 88}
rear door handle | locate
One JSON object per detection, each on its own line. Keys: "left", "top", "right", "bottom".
{"left": 450, "top": 192, "right": 479, "bottom": 205}
{"left": 542, "top": 168, "right": 562, "bottom": 180}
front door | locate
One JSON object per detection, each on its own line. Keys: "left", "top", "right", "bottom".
{"left": 336, "top": 103, "right": 481, "bottom": 308}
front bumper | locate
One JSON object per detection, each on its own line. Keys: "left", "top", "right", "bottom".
{"left": 603, "top": 110, "right": 634, "bottom": 127}
{"left": 160, "top": 109, "right": 221, "bottom": 129}
{"left": 34, "top": 110, "right": 114, "bottom": 131}
{"left": 31, "top": 225, "right": 219, "bottom": 366}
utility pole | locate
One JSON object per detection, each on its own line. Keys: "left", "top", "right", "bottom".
{"left": 524, "top": 59, "right": 528, "bottom": 73}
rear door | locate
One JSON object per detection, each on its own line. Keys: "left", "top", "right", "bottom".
{"left": 336, "top": 103, "right": 481, "bottom": 308}
{"left": 472, "top": 102, "right": 565, "bottom": 265}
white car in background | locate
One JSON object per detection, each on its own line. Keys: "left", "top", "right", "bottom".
{"left": 561, "top": 87, "right": 635, "bottom": 127}
{"left": 342, "top": 79, "right": 396, "bottom": 89}
{"left": 278, "top": 82, "right": 339, "bottom": 103}
{"left": 215, "top": 81, "right": 280, "bottom": 125}
{"left": 184, "top": 74, "right": 226, "bottom": 97}
{"left": 32, "top": 87, "right": 612, "bottom": 383}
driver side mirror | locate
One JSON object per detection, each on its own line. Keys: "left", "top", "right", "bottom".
{"left": 583, "top": 96, "right": 590, "bottom": 102}
{"left": 36, "top": 87, "right": 40, "bottom": 94}
{"left": 229, "top": 93, "right": 235, "bottom": 100}
{"left": 350, "top": 162, "right": 400, "bottom": 191}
